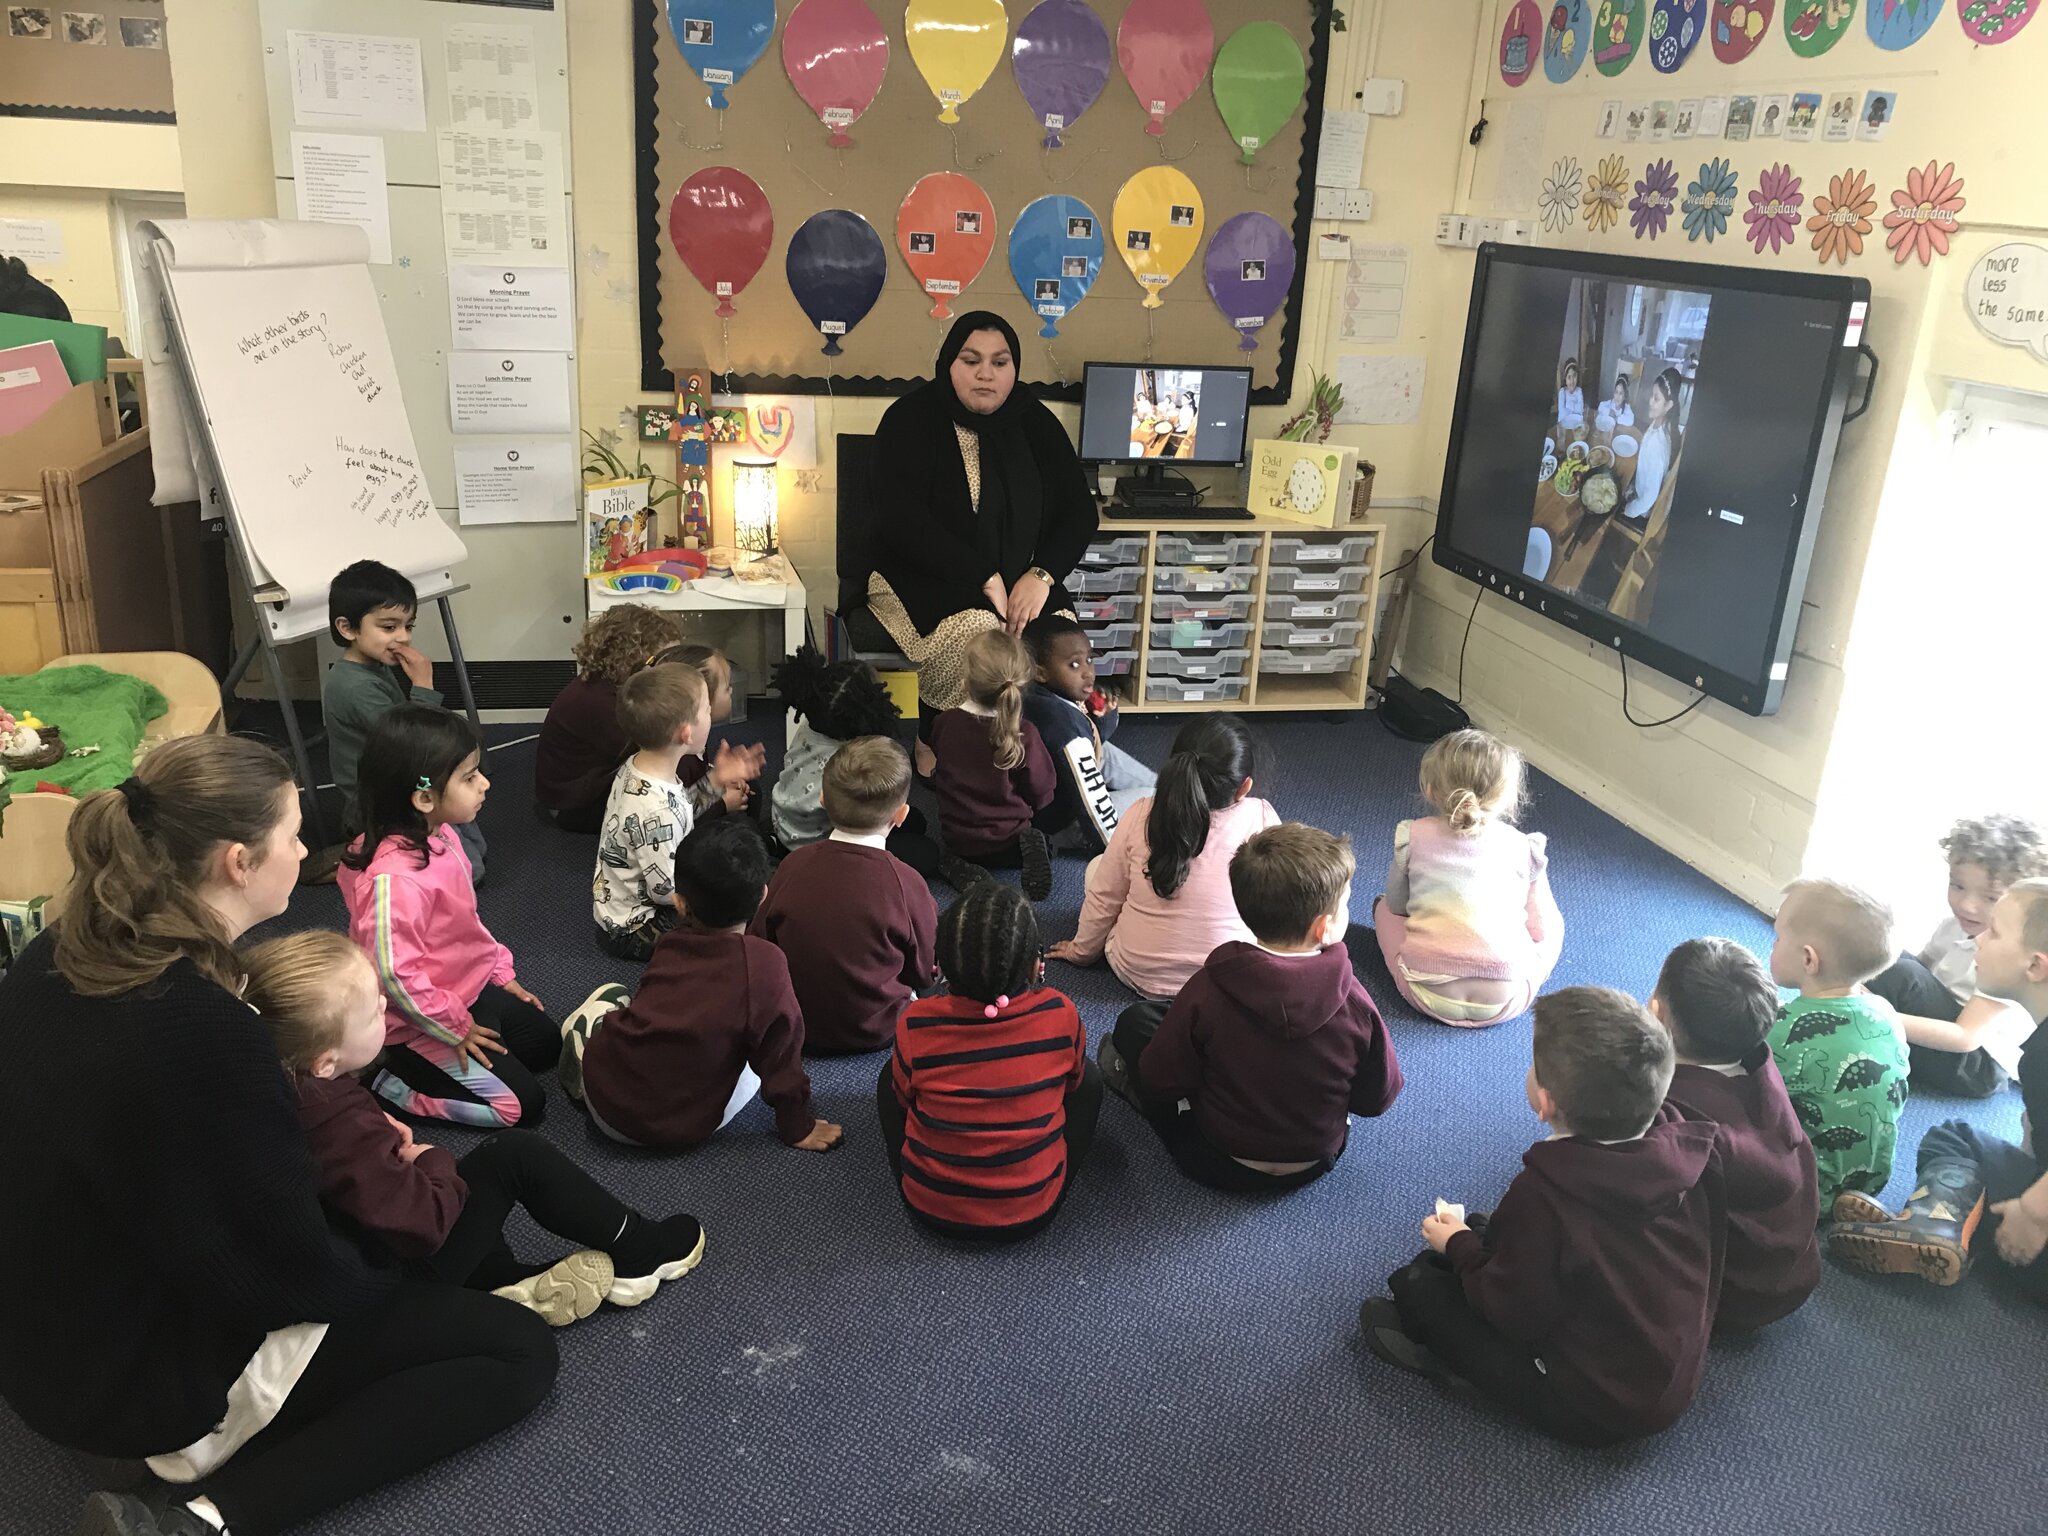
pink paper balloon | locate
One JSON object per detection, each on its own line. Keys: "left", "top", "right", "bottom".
{"left": 1118, "top": 0, "right": 1215, "bottom": 138}
{"left": 781, "top": 0, "right": 889, "bottom": 148}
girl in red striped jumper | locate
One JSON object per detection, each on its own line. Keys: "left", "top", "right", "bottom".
{"left": 878, "top": 883, "right": 1101, "bottom": 1242}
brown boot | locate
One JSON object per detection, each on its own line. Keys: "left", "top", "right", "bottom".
{"left": 1828, "top": 1160, "right": 1985, "bottom": 1287}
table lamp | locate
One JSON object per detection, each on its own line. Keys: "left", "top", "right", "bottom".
{"left": 731, "top": 459, "right": 779, "bottom": 554}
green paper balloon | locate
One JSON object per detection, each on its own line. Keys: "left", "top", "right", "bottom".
{"left": 1212, "top": 22, "right": 1305, "bottom": 166}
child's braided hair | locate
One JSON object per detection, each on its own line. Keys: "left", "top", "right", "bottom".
{"left": 772, "top": 645, "right": 902, "bottom": 742}
{"left": 937, "top": 882, "right": 1041, "bottom": 1006}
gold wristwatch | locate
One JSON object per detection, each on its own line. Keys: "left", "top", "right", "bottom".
{"left": 1027, "top": 565, "right": 1054, "bottom": 585}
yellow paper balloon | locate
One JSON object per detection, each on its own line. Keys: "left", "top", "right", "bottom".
{"left": 905, "top": 0, "right": 1008, "bottom": 124}
{"left": 1112, "top": 166, "right": 1204, "bottom": 309}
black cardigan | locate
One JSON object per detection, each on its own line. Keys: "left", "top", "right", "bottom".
{"left": 869, "top": 381, "right": 1098, "bottom": 635}
{"left": 0, "top": 933, "right": 394, "bottom": 1456}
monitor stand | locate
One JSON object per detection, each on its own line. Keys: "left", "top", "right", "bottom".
{"left": 1114, "top": 463, "right": 1201, "bottom": 510}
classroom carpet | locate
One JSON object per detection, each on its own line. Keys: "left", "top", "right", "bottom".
{"left": 7, "top": 707, "right": 2045, "bottom": 1536}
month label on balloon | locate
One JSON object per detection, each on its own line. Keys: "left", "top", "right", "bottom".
{"left": 823, "top": 108, "right": 854, "bottom": 127}
{"left": 820, "top": 320, "right": 846, "bottom": 334}
{"left": 939, "top": 88, "right": 962, "bottom": 102}
{"left": 704, "top": 67, "right": 735, "bottom": 84}
{"left": 716, "top": 281, "right": 733, "bottom": 296}
{"left": 1045, "top": 114, "right": 1065, "bottom": 129}
{"left": 1239, "top": 136, "right": 1260, "bottom": 151}
{"left": 1139, "top": 272, "right": 1168, "bottom": 286}
{"left": 1235, "top": 315, "right": 1265, "bottom": 329}
{"left": 1150, "top": 98, "right": 1166, "bottom": 113}
{"left": 926, "top": 278, "right": 961, "bottom": 294}
{"left": 1037, "top": 303, "right": 1066, "bottom": 317}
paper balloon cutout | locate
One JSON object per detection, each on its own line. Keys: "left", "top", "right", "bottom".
{"left": 1013, "top": 0, "right": 1112, "bottom": 149}
{"left": 1500, "top": 0, "right": 1543, "bottom": 84}
{"left": 1009, "top": 195, "right": 1104, "bottom": 337}
{"left": 1118, "top": 0, "right": 1216, "bottom": 137}
{"left": 1204, "top": 213, "right": 1294, "bottom": 351}
{"left": 666, "top": 0, "right": 775, "bottom": 110}
{"left": 786, "top": 210, "right": 886, "bottom": 355}
{"left": 897, "top": 173, "right": 996, "bottom": 319}
{"left": 782, "top": 0, "right": 889, "bottom": 147}
{"left": 1544, "top": 0, "right": 1592, "bottom": 83}
{"left": 1867, "top": 0, "right": 1942, "bottom": 48}
{"left": 1213, "top": 23, "right": 1306, "bottom": 164}
{"left": 670, "top": 168, "right": 773, "bottom": 317}
{"left": 1113, "top": 166, "right": 1204, "bottom": 309}
{"left": 906, "top": 0, "right": 1008, "bottom": 124}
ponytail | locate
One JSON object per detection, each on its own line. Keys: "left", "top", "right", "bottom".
{"left": 242, "top": 930, "right": 373, "bottom": 1073}
{"left": 55, "top": 735, "right": 298, "bottom": 998}
{"left": 1144, "top": 714, "right": 1261, "bottom": 899}
{"left": 962, "top": 628, "right": 1033, "bottom": 773}
{"left": 1444, "top": 788, "right": 1484, "bottom": 834}
{"left": 1418, "top": 728, "right": 1524, "bottom": 836}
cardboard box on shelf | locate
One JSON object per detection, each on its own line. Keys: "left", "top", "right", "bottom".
{"left": 1249, "top": 438, "right": 1359, "bottom": 529}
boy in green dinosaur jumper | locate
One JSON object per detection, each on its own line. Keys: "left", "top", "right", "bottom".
{"left": 1767, "top": 877, "right": 1912, "bottom": 1206}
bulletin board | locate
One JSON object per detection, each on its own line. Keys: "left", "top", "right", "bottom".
{"left": 634, "top": 0, "right": 1331, "bottom": 401}
{"left": 0, "top": 0, "right": 174, "bottom": 119}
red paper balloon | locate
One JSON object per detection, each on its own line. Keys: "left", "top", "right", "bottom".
{"left": 1117, "top": 0, "right": 1215, "bottom": 138}
{"left": 782, "top": 0, "right": 889, "bottom": 148}
{"left": 669, "top": 167, "right": 773, "bottom": 318}
{"left": 896, "top": 172, "right": 996, "bottom": 319}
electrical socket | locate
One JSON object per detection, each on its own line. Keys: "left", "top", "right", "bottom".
{"left": 1341, "top": 189, "right": 1374, "bottom": 221}
{"left": 1435, "top": 213, "right": 1461, "bottom": 246}
{"left": 1498, "top": 219, "right": 1533, "bottom": 244}
{"left": 1476, "top": 218, "right": 1505, "bottom": 244}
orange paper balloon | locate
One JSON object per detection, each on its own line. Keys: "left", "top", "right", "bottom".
{"left": 896, "top": 172, "right": 996, "bottom": 318}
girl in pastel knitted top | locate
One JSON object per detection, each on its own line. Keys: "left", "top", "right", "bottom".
{"left": 1373, "top": 729, "right": 1564, "bottom": 1027}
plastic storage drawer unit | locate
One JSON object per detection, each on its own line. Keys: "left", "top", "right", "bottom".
{"left": 1095, "top": 649, "right": 1136, "bottom": 677}
{"left": 1271, "top": 534, "right": 1375, "bottom": 567}
{"left": 1082, "top": 621, "right": 1140, "bottom": 651}
{"left": 1079, "top": 536, "right": 1149, "bottom": 568}
{"left": 1071, "top": 565, "right": 1144, "bottom": 596}
{"left": 1152, "top": 564, "right": 1256, "bottom": 596}
{"left": 1144, "top": 677, "right": 1249, "bottom": 704}
{"left": 1149, "top": 620, "right": 1253, "bottom": 651}
{"left": 1156, "top": 533, "right": 1261, "bottom": 567}
{"left": 1074, "top": 592, "right": 1143, "bottom": 624}
{"left": 1261, "top": 620, "right": 1366, "bottom": 651}
{"left": 1264, "top": 591, "right": 1368, "bottom": 624}
{"left": 1259, "top": 645, "right": 1362, "bottom": 675}
{"left": 1151, "top": 591, "right": 1257, "bottom": 623}
{"left": 1264, "top": 565, "right": 1367, "bottom": 596}
{"left": 1148, "top": 648, "right": 1250, "bottom": 681}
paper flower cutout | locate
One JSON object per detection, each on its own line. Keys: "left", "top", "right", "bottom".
{"left": 1744, "top": 162, "right": 1804, "bottom": 254}
{"left": 1883, "top": 159, "right": 1966, "bottom": 266}
{"left": 1540, "top": 156, "right": 1584, "bottom": 232}
{"left": 1584, "top": 154, "right": 1629, "bottom": 234}
{"left": 1682, "top": 157, "right": 1739, "bottom": 243}
{"left": 1631, "top": 157, "right": 1678, "bottom": 240}
{"left": 1806, "top": 167, "right": 1876, "bottom": 265}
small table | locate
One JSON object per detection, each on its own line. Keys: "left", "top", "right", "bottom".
{"left": 587, "top": 563, "right": 807, "bottom": 745}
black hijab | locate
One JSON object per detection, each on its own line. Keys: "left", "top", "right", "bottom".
{"left": 933, "top": 312, "right": 1042, "bottom": 577}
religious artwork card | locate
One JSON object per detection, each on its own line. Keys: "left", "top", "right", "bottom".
{"left": 1821, "top": 90, "right": 1858, "bottom": 142}
{"left": 60, "top": 10, "right": 103, "bottom": 43}
{"left": 1757, "top": 93, "right": 1790, "bottom": 137}
{"left": 1649, "top": 101, "right": 1673, "bottom": 140}
{"left": 1858, "top": 90, "right": 1897, "bottom": 141}
{"left": 1597, "top": 99, "right": 1621, "bottom": 138}
{"left": 1622, "top": 101, "right": 1649, "bottom": 141}
{"left": 1725, "top": 95, "right": 1757, "bottom": 140}
{"left": 1786, "top": 92, "right": 1822, "bottom": 141}
{"left": 1673, "top": 99, "right": 1698, "bottom": 138}
{"left": 637, "top": 404, "right": 678, "bottom": 442}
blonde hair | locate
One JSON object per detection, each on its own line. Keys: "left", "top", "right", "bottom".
{"left": 1419, "top": 728, "right": 1524, "bottom": 835}
{"left": 2004, "top": 878, "right": 2048, "bottom": 957}
{"left": 963, "top": 629, "right": 1032, "bottom": 772}
{"left": 56, "top": 736, "right": 298, "bottom": 998}
{"left": 1777, "top": 877, "right": 1894, "bottom": 986}
{"left": 572, "top": 604, "right": 683, "bottom": 685}
{"left": 242, "top": 930, "right": 376, "bottom": 1072}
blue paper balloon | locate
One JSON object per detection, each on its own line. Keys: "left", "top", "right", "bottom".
{"left": 667, "top": 0, "right": 775, "bottom": 110}
{"left": 786, "top": 210, "right": 886, "bottom": 355}
{"left": 1007, "top": 196, "right": 1103, "bottom": 338}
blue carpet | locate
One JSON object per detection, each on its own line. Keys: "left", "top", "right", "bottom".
{"left": 6, "top": 710, "right": 2043, "bottom": 1536}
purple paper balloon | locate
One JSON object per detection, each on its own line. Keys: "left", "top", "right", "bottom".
{"left": 1013, "top": 0, "right": 1112, "bottom": 150}
{"left": 1203, "top": 213, "right": 1294, "bottom": 351}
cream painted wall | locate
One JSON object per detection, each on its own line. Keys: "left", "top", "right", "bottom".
{"left": 0, "top": 187, "right": 129, "bottom": 339}
{"left": 1354, "top": 6, "right": 2048, "bottom": 910}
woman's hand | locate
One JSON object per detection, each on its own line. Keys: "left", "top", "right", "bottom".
{"left": 1005, "top": 569, "right": 1051, "bottom": 634}
{"left": 981, "top": 574, "right": 1010, "bottom": 621}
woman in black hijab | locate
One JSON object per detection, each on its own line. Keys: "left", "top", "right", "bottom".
{"left": 866, "top": 311, "right": 1097, "bottom": 770}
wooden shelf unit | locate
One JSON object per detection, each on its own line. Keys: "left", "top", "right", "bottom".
{"left": 1084, "top": 515, "right": 1387, "bottom": 715}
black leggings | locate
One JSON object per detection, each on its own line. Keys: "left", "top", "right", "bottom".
{"left": 378, "top": 984, "right": 559, "bottom": 1128}
{"left": 200, "top": 1282, "right": 556, "bottom": 1536}
{"left": 415, "top": 1131, "right": 635, "bottom": 1292}
{"left": 1112, "top": 1002, "right": 1339, "bottom": 1195}
{"left": 875, "top": 1054, "right": 1104, "bottom": 1243}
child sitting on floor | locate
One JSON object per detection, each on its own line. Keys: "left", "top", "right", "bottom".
{"left": 1867, "top": 813, "right": 2048, "bottom": 1098}
{"left": 655, "top": 642, "right": 767, "bottom": 821}
{"left": 323, "top": 559, "right": 486, "bottom": 881}
{"left": 769, "top": 645, "right": 938, "bottom": 875}
{"left": 1828, "top": 878, "right": 2048, "bottom": 1302}
{"left": 1099, "top": 823, "right": 1401, "bottom": 1194}
{"left": 534, "top": 603, "right": 683, "bottom": 834}
{"left": 1021, "top": 613, "right": 1157, "bottom": 856}
{"left": 1373, "top": 728, "right": 1563, "bottom": 1027}
{"left": 751, "top": 736, "right": 937, "bottom": 1054}
{"left": 563, "top": 818, "right": 843, "bottom": 1154}
{"left": 337, "top": 707, "right": 559, "bottom": 1128}
{"left": 1766, "top": 877, "right": 1911, "bottom": 1208}
{"left": 1359, "top": 987, "right": 1725, "bottom": 1448}
{"left": 880, "top": 881, "right": 1098, "bottom": 1243}
{"left": 245, "top": 930, "right": 705, "bottom": 1326}
{"left": 1049, "top": 714, "right": 1279, "bottom": 1002}
{"left": 930, "top": 629, "right": 1058, "bottom": 900}
{"left": 1653, "top": 937, "right": 1820, "bottom": 1331}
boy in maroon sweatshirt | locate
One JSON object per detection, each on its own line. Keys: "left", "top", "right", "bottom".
{"left": 1099, "top": 823, "right": 1402, "bottom": 1193}
{"left": 562, "top": 818, "right": 845, "bottom": 1154}
{"left": 751, "top": 736, "right": 937, "bottom": 1054}
{"left": 1652, "top": 937, "right": 1821, "bottom": 1330}
{"left": 1359, "top": 986, "right": 1726, "bottom": 1447}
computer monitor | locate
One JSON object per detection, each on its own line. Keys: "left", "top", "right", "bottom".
{"left": 1078, "top": 363, "right": 1253, "bottom": 482}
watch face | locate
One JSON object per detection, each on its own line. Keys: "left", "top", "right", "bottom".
{"left": 1286, "top": 458, "right": 1326, "bottom": 512}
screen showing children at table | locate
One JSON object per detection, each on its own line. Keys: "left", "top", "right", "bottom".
{"left": 1445, "top": 263, "right": 1843, "bottom": 685}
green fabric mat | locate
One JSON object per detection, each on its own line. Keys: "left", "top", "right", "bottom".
{"left": 0, "top": 666, "right": 168, "bottom": 819}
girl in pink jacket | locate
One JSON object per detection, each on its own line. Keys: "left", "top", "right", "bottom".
{"left": 1050, "top": 716, "right": 1280, "bottom": 1001}
{"left": 339, "top": 707, "right": 560, "bottom": 1126}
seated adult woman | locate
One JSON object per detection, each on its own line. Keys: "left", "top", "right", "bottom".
{"left": 0, "top": 735, "right": 556, "bottom": 1536}
{"left": 866, "top": 310, "right": 1098, "bottom": 774}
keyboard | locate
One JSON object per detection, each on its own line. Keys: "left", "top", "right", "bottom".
{"left": 1102, "top": 502, "right": 1256, "bottom": 521}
